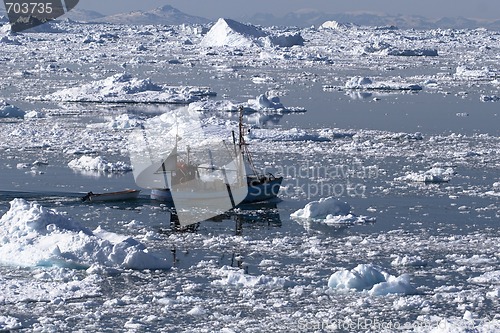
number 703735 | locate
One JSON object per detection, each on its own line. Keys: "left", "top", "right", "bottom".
{"left": 5, "top": 2, "right": 54, "bottom": 15}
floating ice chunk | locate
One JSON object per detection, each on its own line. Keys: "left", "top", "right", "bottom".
{"left": 480, "top": 95, "right": 500, "bottom": 102}
{"left": 345, "top": 77, "right": 422, "bottom": 91}
{"left": 0, "top": 100, "right": 25, "bottom": 118}
{"left": 291, "top": 197, "right": 375, "bottom": 225}
{"left": 391, "top": 255, "right": 427, "bottom": 267}
{"left": 105, "top": 114, "right": 143, "bottom": 129}
{"left": 188, "top": 100, "right": 238, "bottom": 112}
{"left": 455, "top": 66, "right": 492, "bottom": 79}
{"left": 0, "top": 199, "right": 170, "bottom": 270}
{"left": 41, "top": 73, "right": 214, "bottom": 104}
{"left": 386, "top": 49, "right": 438, "bottom": 57}
{"left": 248, "top": 128, "right": 330, "bottom": 142}
{"left": 201, "top": 18, "right": 303, "bottom": 48}
{"left": 0, "top": 316, "right": 22, "bottom": 330}
{"left": 262, "top": 32, "right": 304, "bottom": 48}
{"left": 24, "top": 110, "right": 46, "bottom": 119}
{"left": 213, "top": 266, "right": 288, "bottom": 288}
{"left": 292, "top": 197, "right": 351, "bottom": 219}
{"left": 68, "top": 155, "right": 132, "bottom": 173}
{"left": 187, "top": 306, "right": 207, "bottom": 316}
{"left": 468, "top": 271, "right": 500, "bottom": 284}
{"left": 395, "top": 167, "right": 454, "bottom": 183}
{"left": 328, "top": 264, "right": 416, "bottom": 296}
{"left": 0, "top": 35, "right": 21, "bottom": 45}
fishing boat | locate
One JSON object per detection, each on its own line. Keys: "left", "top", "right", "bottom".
{"left": 149, "top": 106, "right": 283, "bottom": 205}
{"left": 81, "top": 189, "right": 141, "bottom": 202}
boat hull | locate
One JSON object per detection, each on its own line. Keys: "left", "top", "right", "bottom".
{"left": 151, "top": 177, "right": 283, "bottom": 204}
{"left": 84, "top": 190, "right": 141, "bottom": 202}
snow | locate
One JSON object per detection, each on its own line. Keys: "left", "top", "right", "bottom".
{"left": 0, "top": 199, "right": 170, "bottom": 270}
{"left": 41, "top": 73, "right": 214, "bottom": 104}
{"left": 201, "top": 18, "right": 304, "bottom": 48}
{"left": 68, "top": 155, "right": 132, "bottom": 173}
{"left": 345, "top": 76, "right": 422, "bottom": 91}
{"left": 328, "top": 264, "right": 416, "bottom": 296}
{"left": 0, "top": 100, "right": 25, "bottom": 118}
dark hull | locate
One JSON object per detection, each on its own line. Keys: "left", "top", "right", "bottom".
{"left": 151, "top": 177, "right": 283, "bottom": 204}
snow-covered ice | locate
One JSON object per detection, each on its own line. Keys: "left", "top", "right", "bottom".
{"left": 68, "top": 155, "right": 132, "bottom": 173}
{"left": 345, "top": 76, "right": 423, "bottom": 91}
{"left": 41, "top": 73, "right": 215, "bottom": 104}
{"left": 0, "top": 100, "right": 25, "bottom": 118}
{"left": 291, "top": 197, "right": 375, "bottom": 224}
{"left": 201, "top": 18, "right": 304, "bottom": 48}
{"left": 328, "top": 264, "right": 416, "bottom": 296}
{"left": 0, "top": 199, "right": 170, "bottom": 270}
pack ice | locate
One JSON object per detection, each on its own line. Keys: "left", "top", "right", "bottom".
{"left": 0, "top": 199, "right": 170, "bottom": 270}
{"left": 41, "top": 73, "right": 214, "bottom": 104}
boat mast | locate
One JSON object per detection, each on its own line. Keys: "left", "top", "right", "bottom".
{"left": 238, "top": 106, "right": 258, "bottom": 176}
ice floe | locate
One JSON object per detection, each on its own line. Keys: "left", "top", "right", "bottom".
{"left": 455, "top": 66, "right": 495, "bottom": 79}
{"left": 0, "top": 199, "right": 169, "bottom": 270}
{"left": 0, "top": 100, "right": 25, "bottom": 118}
{"left": 212, "top": 266, "right": 289, "bottom": 289}
{"left": 290, "top": 197, "right": 375, "bottom": 224}
{"left": 344, "top": 76, "right": 422, "bottom": 91}
{"left": 395, "top": 167, "right": 455, "bottom": 183}
{"left": 328, "top": 264, "right": 416, "bottom": 296}
{"left": 480, "top": 95, "right": 500, "bottom": 102}
{"left": 188, "top": 94, "right": 306, "bottom": 113}
{"left": 0, "top": 316, "right": 22, "bottom": 331}
{"left": 68, "top": 155, "right": 132, "bottom": 173}
{"left": 40, "top": 73, "right": 215, "bottom": 104}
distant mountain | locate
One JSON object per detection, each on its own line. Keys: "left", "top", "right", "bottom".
{"left": 243, "top": 9, "right": 500, "bottom": 30}
{"left": 61, "top": 9, "right": 105, "bottom": 22}
{"left": 97, "top": 5, "right": 209, "bottom": 25}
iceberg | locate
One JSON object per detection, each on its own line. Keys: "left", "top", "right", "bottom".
{"left": 0, "top": 100, "right": 25, "bottom": 118}
{"left": 290, "top": 197, "right": 375, "bottom": 224}
{"left": 201, "top": 18, "right": 304, "bottom": 48}
{"left": 328, "top": 264, "right": 417, "bottom": 296}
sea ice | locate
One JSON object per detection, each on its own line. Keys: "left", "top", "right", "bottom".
{"left": 201, "top": 18, "right": 304, "bottom": 48}
{"left": 0, "top": 100, "right": 25, "bottom": 118}
{"left": 212, "top": 266, "right": 288, "bottom": 288}
{"left": 188, "top": 94, "right": 305, "bottom": 113}
{"left": 68, "top": 155, "right": 132, "bottom": 173}
{"left": 328, "top": 264, "right": 416, "bottom": 296}
{"left": 290, "top": 197, "right": 375, "bottom": 225}
{"left": 455, "top": 66, "right": 493, "bottom": 79}
{"left": 41, "top": 73, "right": 214, "bottom": 104}
{"left": 480, "top": 95, "right": 500, "bottom": 102}
{"left": 395, "top": 167, "right": 455, "bottom": 183}
{"left": 0, "top": 199, "right": 169, "bottom": 270}
{"left": 345, "top": 76, "right": 422, "bottom": 91}
{"left": 0, "top": 316, "right": 22, "bottom": 331}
